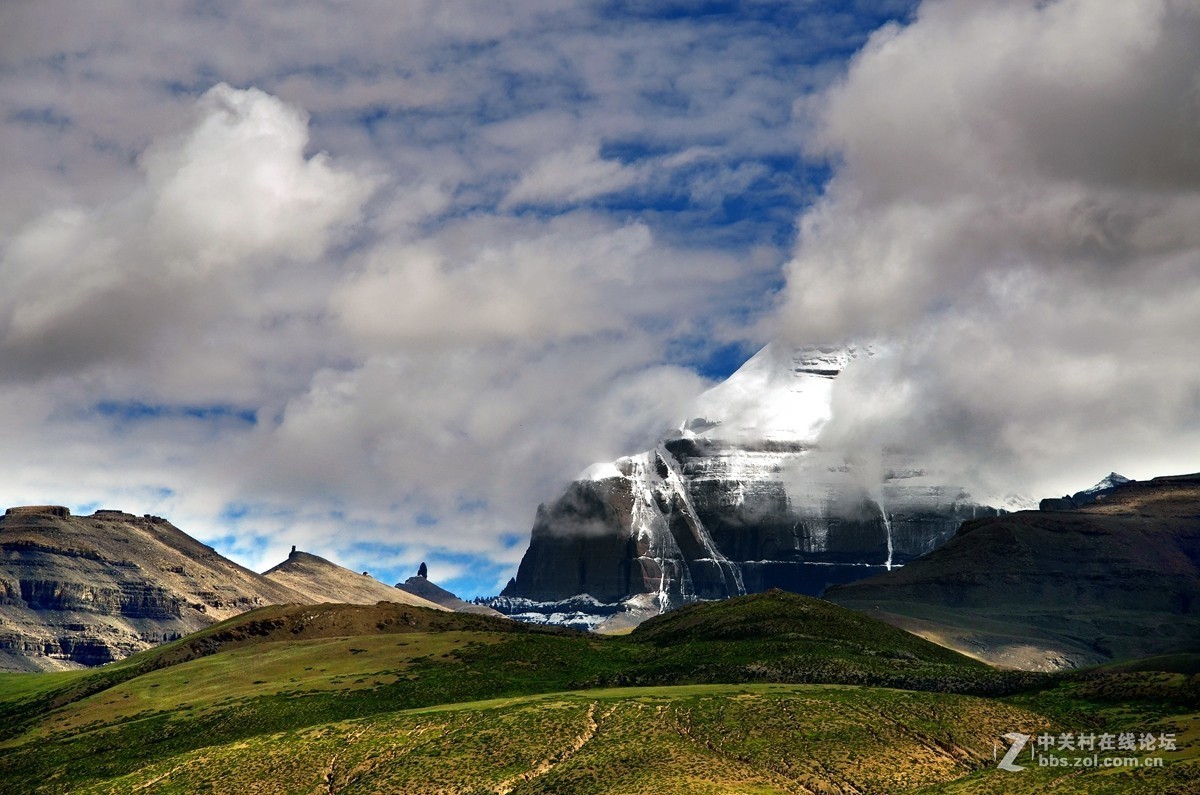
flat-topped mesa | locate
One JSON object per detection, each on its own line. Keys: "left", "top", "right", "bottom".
{"left": 4, "top": 506, "right": 71, "bottom": 519}
{"left": 0, "top": 506, "right": 308, "bottom": 671}
{"left": 827, "top": 471, "right": 1200, "bottom": 670}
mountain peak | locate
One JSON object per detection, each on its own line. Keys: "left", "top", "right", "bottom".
{"left": 681, "top": 342, "right": 861, "bottom": 443}
{"left": 1040, "top": 472, "right": 1136, "bottom": 511}
{"left": 503, "top": 338, "right": 988, "bottom": 629}
{"left": 1085, "top": 472, "right": 1131, "bottom": 494}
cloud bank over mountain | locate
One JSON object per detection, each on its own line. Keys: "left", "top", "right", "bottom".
{"left": 778, "top": 0, "right": 1200, "bottom": 502}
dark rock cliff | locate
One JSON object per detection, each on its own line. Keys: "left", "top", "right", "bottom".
{"left": 501, "top": 441, "right": 989, "bottom": 609}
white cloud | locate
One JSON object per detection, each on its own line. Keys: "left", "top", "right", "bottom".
{"left": 328, "top": 210, "right": 752, "bottom": 350}
{"left": 0, "top": 78, "right": 741, "bottom": 591}
{"left": 142, "top": 84, "right": 374, "bottom": 272}
{"left": 777, "top": 0, "right": 1200, "bottom": 501}
{"left": 0, "top": 84, "right": 373, "bottom": 385}
{"left": 237, "top": 342, "right": 709, "bottom": 554}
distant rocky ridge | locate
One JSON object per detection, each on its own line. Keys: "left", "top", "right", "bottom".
{"left": 492, "top": 344, "right": 995, "bottom": 630}
{"left": 395, "top": 574, "right": 504, "bottom": 617}
{"left": 826, "top": 473, "right": 1200, "bottom": 671}
{"left": 482, "top": 594, "right": 626, "bottom": 632}
{"left": 0, "top": 506, "right": 460, "bottom": 671}
{"left": 1037, "top": 471, "right": 1132, "bottom": 511}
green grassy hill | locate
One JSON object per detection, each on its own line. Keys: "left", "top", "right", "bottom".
{"left": 0, "top": 593, "right": 1196, "bottom": 793}
{"left": 69, "top": 685, "right": 1049, "bottom": 795}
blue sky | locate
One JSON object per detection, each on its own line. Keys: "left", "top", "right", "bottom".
{"left": 4, "top": 1, "right": 1200, "bottom": 599}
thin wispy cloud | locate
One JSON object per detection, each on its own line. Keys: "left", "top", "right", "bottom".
{"left": 779, "top": 0, "right": 1200, "bottom": 502}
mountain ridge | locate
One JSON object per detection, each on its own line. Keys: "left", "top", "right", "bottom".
{"left": 0, "top": 506, "right": 472, "bottom": 671}
{"left": 826, "top": 472, "right": 1200, "bottom": 670}
{"left": 395, "top": 574, "right": 504, "bottom": 616}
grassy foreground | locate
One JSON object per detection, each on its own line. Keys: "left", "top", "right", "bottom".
{"left": 0, "top": 591, "right": 1196, "bottom": 793}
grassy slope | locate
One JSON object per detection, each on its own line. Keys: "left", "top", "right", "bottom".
{"left": 77, "top": 685, "right": 1048, "bottom": 795}
{"left": 919, "top": 666, "right": 1200, "bottom": 794}
{"left": 0, "top": 592, "right": 1196, "bottom": 793}
{"left": 0, "top": 600, "right": 567, "bottom": 746}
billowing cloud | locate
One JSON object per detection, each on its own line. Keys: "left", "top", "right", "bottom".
{"left": 333, "top": 215, "right": 654, "bottom": 346}
{"left": 242, "top": 343, "right": 708, "bottom": 539}
{"left": 143, "top": 84, "right": 372, "bottom": 270}
{"left": 0, "top": 84, "right": 372, "bottom": 385}
{"left": 777, "top": 0, "right": 1200, "bottom": 501}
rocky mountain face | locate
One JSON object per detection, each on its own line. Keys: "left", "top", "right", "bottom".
{"left": 0, "top": 506, "right": 305, "bottom": 671}
{"left": 263, "top": 550, "right": 447, "bottom": 611}
{"left": 492, "top": 344, "right": 993, "bottom": 630}
{"left": 826, "top": 473, "right": 1200, "bottom": 671}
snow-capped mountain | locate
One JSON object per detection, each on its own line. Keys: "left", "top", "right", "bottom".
{"left": 1080, "top": 472, "right": 1132, "bottom": 495}
{"left": 487, "top": 343, "right": 995, "bottom": 630}
{"left": 1038, "top": 471, "right": 1133, "bottom": 511}
{"left": 683, "top": 343, "right": 855, "bottom": 443}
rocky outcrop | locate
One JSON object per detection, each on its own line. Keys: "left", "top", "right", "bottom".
{"left": 0, "top": 506, "right": 307, "bottom": 671}
{"left": 827, "top": 473, "right": 1200, "bottom": 670}
{"left": 1038, "top": 472, "right": 1131, "bottom": 511}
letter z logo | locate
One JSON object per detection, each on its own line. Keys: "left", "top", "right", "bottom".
{"left": 997, "top": 732, "right": 1030, "bottom": 772}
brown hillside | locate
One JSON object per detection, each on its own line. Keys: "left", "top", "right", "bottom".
{"left": 263, "top": 550, "right": 446, "bottom": 611}
{"left": 0, "top": 506, "right": 308, "bottom": 671}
